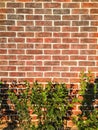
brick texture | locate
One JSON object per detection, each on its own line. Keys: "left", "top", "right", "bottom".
{"left": 0, "top": 0, "right": 98, "bottom": 83}
{"left": 0, "top": 0, "right": 98, "bottom": 127}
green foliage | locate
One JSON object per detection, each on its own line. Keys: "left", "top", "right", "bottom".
{"left": 8, "top": 81, "right": 73, "bottom": 130}
{"left": 31, "top": 82, "right": 72, "bottom": 130}
{"left": 73, "top": 71, "right": 98, "bottom": 130}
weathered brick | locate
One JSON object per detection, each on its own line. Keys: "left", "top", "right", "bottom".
{"left": 62, "top": 27, "right": 78, "bottom": 32}
{"left": 44, "top": 50, "right": 60, "bottom": 54}
{"left": 9, "top": 72, "right": 25, "bottom": 77}
{"left": 44, "top": 3, "right": 61, "bottom": 8}
{"left": 71, "top": 33, "right": 88, "bottom": 37}
{"left": 44, "top": 72, "right": 60, "bottom": 77}
{"left": 18, "top": 67, "right": 34, "bottom": 71}
{"left": 35, "top": 21, "right": 52, "bottom": 26}
{"left": 0, "top": 20, "right": 15, "bottom": 25}
{"left": 35, "top": 44, "right": 51, "bottom": 49}
{"left": 9, "top": 61, "right": 25, "bottom": 65}
{"left": 62, "top": 15, "right": 79, "bottom": 20}
{"left": 7, "top": 3, "right": 23, "bottom": 8}
{"left": 27, "top": 38, "right": 43, "bottom": 42}
{"left": 82, "top": 3, "right": 98, "bottom": 8}
{"left": 53, "top": 33, "right": 70, "bottom": 37}
{"left": 80, "top": 50, "right": 96, "bottom": 55}
{"left": 81, "top": 38, "right": 97, "bottom": 43}
{"left": 72, "top": 0, "right": 89, "bottom": 2}
{"left": 0, "top": 14, "right": 6, "bottom": 19}
{"left": 0, "top": 66, "right": 16, "bottom": 71}
{"left": 63, "top": 3, "right": 80, "bottom": 8}
{"left": 16, "top": 9, "right": 33, "bottom": 14}
{"left": 35, "top": 56, "right": 51, "bottom": 60}
{"left": 0, "top": 3, "right": 5, "bottom": 7}
{"left": 8, "top": 38, "right": 25, "bottom": 43}
{"left": 53, "top": 44, "right": 69, "bottom": 49}
{"left": 52, "top": 56, "right": 69, "bottom": 60}
{"left": 44, "top": 27, "right": 60, "bottom": 32}
{"left": 26, "top": 15, "right": 42, "bottom": 20}
{"left": 44, "top": 61, "right": 60, "bottom": 66}
{"left": 79, "top": 61, "right": 95, "bottom": 66}
{"left": 63, "top": 38, "right": 79, "bottom": 43}
{"left": 44, "top": 38, "right": 61, "bottom": 43}
{"left": 0, "top": 26, "right": 6, "bottom": 31}
{"left": 26, "top": 50, "right": 43, "bottom": 54}
{"left": 72, "top": 21, "right": 89, "bottom": 26}
{"left": 70, "top": 56, "right": 87, "bottom": 60}
{"left": 36, "top": 67, "right": 51, "bottom": 71}
{"left": 26, "top": 27, "right": 42, "bottom": 31}
{"left": 18, "top": 56, "right": 34, "bottom": 60}
{"left": 91, "top": 9, "right": 98, "bottom": 14}
{"left": 72, "top": 9, "right": 89, "bottom": 14}
{"left": 44, "top": 15, "right": 61, "bottom": 20}
{"left": 0, "top": 9, "right": 14, "bottom": 13}
{"left": 71, "top": 44, "right": 87, "bottom": 49}
{"left": 81, "top": 27, "right": 97, "bottom": 32}
{"left": 27, "top": 72, "right": 43, "bottom": 77}
{"left": 54, "top": 0, "right": 71, "bottom": 2}
{"left": 8, "top": 50, "right": 25, "bottom": 54}
{"left": 54, "top": 21, "right": 70, "bottom": 26}
{"left": 62, "top": 50, "right": 78, "bottom": 55}
{"left": 17, "top": 32, "right": 34, "bottom": 37}
{"left": 81, "top": 15, "right": 98, "bottom": 20}
{"left": 35, "top": 9, "right": 52, "bottom": 14}
{"left": 25, "top": 3, "right": 42, "bottom": 8}
{"left": 17, "top": 21, "right": 33, "bottom": 26}
{"left": 7, "top": 15, "right": 24, "bottom": 20}
{"left": 7, "top": 26, "right": 24, "bottom": 31}
{"left": 0, "top": 32, "right": 16, "bottom": 37}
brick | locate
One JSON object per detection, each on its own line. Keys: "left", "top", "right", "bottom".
{"left": 72, "top": 0, "right": 89, "bottom": 1}
{"left": 26, "top": 61, "right": 42, "bottom": 66}
{"left": 44, "top": 72, "right": 60, "bottom": 77}
{"left": 63, "top": 3, "right": 80, "bottom": 8}
{"left": 53, "top": 33, "right": 70, "bottom": 37}
{"left": 61, "top": 73, "right": 78, "bottom": 77}
{"left": 71, "top": 33, "right": 88, "bottom": 37}
{"left": 88, "top": 56, "right": 98, "bottom": 60}
{"left": 0, "top": 61, "right": 8, "bottom": 65}
{"left": 91, "top": 22, "right": 98, "bottom": 26}
{"left": 89, "top": 33, "right": 98, "bottom": 37}
{"left": 44, "top": 27, "right": 60, "bottom": 32}
{"left": 0, "top": 49, "right": 7, "bottom": 54}
{"left": 26, "top": 50, "right": 43, "bottom": 54}
{"left": 81, "top": 27, "right": 97, "bottom": 32}
{"left": 0, "top": 72, "right": 8, "bottom": 77}
{"left": 0, "top": 66, "right": 16, "bottom": 71}
{"left": 72, "top": 9, "right": 88, "bottom": 14}
{"left": 72, "top": 21, "right": 89, "bottom": 26}
{"left": 53, "top": 9, "right": 70, "bottom": 14}
{"left": 8, "top": 50, "right": 25, "bottom": 54}
{"left": 0, "top": 9, "right": 14, "bottom": 13}
{"left": 62, "top": 27, "right": 78, "bottom": 32}
{"left": 7, "top": 26, "right": 24, "bottom": 31}
{"left": 54, "top": 21, "right": 70, "bottom": 26}
{"left": 35, "top": 0, "right": 52, "bottom": 1}
{"left": 26, "top": 15, "right": 42, "bottom": 20}
{"left": 25, "top": 3, "right": 42, "bottom": 8}
{"left": 35, "top": 9, "right": 52, "bottom": 14}
{"left": 53, "top": 67, "right": 69, "bottom": 71}
{"left": 91, "top": 9, "right": 98, "bottom": 14}
{"left": 17, "top": 32, "right": 34, "bottom": 37}
{"left": 44, "top": 3, "right": 61, "bottom": 8}
{"left": 44, "top": 15, "right": 61, "bottom": 20}
{"left": 0, "top": 20, "right": 15, "bottom": 25}
{"left": 26, "top": 27, "right": 42, "bottom": 31}
{"left": 0, "top": 55, "right": 16, "bottom": 60}
{"left": 27, "top": 72, "right": 43, "bottom": 77}
{"left": 35, "top": 56, "right": 51, "bottom": 60}
{"left": 61, "top": 61, "right": 77, "bottom": 66}
{"left": 79, "top": 61, "right": 95, "bottom": 66}
{"left": 81, "top": 15, "right": 98, "bottom": 20}
{"left": 35, "top": 32, "right": 52, "bottom": 37}
{"left": 62, "top": 50, "right": 78, "bottom": 55}
{"left": 80, "top": 50, "right": 96, "bottom": 55}
{"left": 53, "top": 78, "right": 68, "bottom": 83}
{"left": 9, "top": 72, "right": 25, "bottom": 77}
{"left": 44, "top": 50, "right": 60, "bottom": 54}
{"left": 44, "top": 61, "right": 60, "bottom": 66}
{"left": 54, "top": 0, "right": 71, "bottom": 2}
{"left": 52, "top": 56, "right": 69, "bottom": 60}
{"left": 18, "top": 55, "right": 34, "bottom": 60}
{"left": 0, "top": 14, "right": 6, "bottom": 19}
{"left": 7, "top": 15, "right": 24, "bottom": 20}
{"left": 27, "top": 38, "right": 43, "bottom": 43}
{"left": 0, "top": 26, "right": 6, "bottom": 31}
{"left": 71, "top": 44, "right": 87, "bottom": 49}
{"left": 44, "top": 38, "right": 61, "bottom": 43}
{"left": 16, "top": 0, "right": 32, "bottom": 2}
{"left": 17, "top": 44, "right": 34, "bottom": 49}
{"left": 0, "top": 38, "right": 6, "bottom": 43}
{"left": 16, "top": 9, "right": 33, "bottom": 14}
{"left": 63, "top": 38, "right": 79, "bottom": 43}
{"left": 53, "top": 44, "right": 69, "bottom": 49}
{"left": 33, "top": 78, "right": 51, "bottom": 82}
{"left": 35, "top": 44, "right": 51, "bottom": 49}
{"left": 89, "top": 44, "right": 98, "bottom": 49}
{"left": 70, "top": 56, "right": 86, "bottom": 60}
{"left": 0, "top": 32, "right": 16, "bottom": 37}
{"left": 81, "top": 38, "right": 97, "bottom": 43}
{"left": 17, "top": 21, "right": 33, "bottom": 26}
{"left": 9, "top": 61, "right": 25, "bottom": 65}
{"left": 82, "top": 3, "right": 98, "bottom": 8}
{"left": 7, "top": 3, "right": 23, "bottom": 8}
{"left": 0, "top": 3, "right": 5, "bottom": 8}
{"left": 62, "top": 15, "right": 79, "bottom": 20}
{"left": 36, "top": 67, "right": 51, "bottom": 71}
{"left": 35, "top": 21, "right": 52, "bottom": 26}
{"left": 70, "top": 67, "right": 86, "bottom": 71}
{"left": 8, "top": 38, "right": 25, "bottom": 43}
{"left": 18, "top": 67, "right": 34, "bottom": 71}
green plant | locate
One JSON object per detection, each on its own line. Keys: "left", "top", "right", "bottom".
{"left": 9, "top": 81, "right": 74, "bottom": 130}
{"left": 73, "top": 72, "right": 98, "bottom": 130}
{"left": 8, "top": 82, "right": 32, "bottom": 130}
{"left": 31, "top": 81, "right": 73, "bottom": 130}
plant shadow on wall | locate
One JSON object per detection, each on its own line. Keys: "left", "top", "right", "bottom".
{"left": 7, "top": 81, "right": 76, "bottom": 130}
{"left": 0, "top": 81, "right": 18, "bottom": 130}
{"left": 73, "top": 72, "right": 98, "bottom": 130}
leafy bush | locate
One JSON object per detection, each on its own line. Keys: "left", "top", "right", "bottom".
{"left": 8, "top": 81, "right": 74, "bottom": 130}
{"left": 73, "top": 72, "right": 98, "bottom": 130}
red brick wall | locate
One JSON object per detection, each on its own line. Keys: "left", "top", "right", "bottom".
{"left": 0, "top": 0, "right": 98, "bottom": 84}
